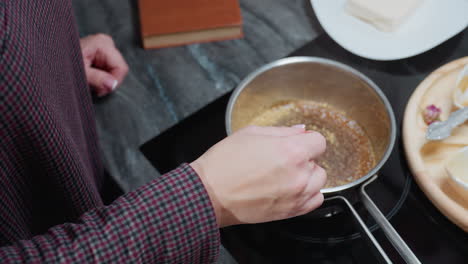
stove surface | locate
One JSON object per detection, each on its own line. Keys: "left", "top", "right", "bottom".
{"left": 141, "top": 32, "right": 468, "bottom": 263}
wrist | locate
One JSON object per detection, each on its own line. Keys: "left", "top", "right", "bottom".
{"left": 190, "top": 160, "right": 231, "bottom": 228}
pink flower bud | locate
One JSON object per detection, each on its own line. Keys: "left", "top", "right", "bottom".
{"left": 423, "top": 104, "right": 441, "bottom": 125}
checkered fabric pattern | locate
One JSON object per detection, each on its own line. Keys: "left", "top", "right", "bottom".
{"left": 0, "top": 0, "right": 219, "bottom": 263}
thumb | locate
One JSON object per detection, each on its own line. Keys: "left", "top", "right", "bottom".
{"left": 87, "top": 68, "right": 119, "bottom": 97}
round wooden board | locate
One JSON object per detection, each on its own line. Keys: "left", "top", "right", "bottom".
{"left": 403, "top": 57, "right": 468, "bottom": 232}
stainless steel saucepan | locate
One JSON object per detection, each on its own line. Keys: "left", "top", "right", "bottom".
{"left": 225, "top": 57, "right": 421, "bottom": 264}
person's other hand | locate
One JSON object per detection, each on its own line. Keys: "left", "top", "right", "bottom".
{"left": 190, "top": 125, "right": 327, "bottom": 228}
{"left": 80, "top": 34, "right": 129, "bottom": 97}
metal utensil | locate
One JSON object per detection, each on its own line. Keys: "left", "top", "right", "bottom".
{"left": 426, "top": 107, "right": 468, "bottom": 140}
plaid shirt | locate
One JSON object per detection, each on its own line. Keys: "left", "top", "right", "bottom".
{"left": 0, "top": 0, "right": 219, "bottom": 263}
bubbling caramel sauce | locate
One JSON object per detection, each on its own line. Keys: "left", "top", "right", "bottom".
{"left": 248, "top": 100, "right": 375, "bottom": 188}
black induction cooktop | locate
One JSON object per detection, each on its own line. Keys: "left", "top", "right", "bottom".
{"left": 141, "top": 32, "right": 468, "bottom": 264}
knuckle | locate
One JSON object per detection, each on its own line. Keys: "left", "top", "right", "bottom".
{"left": 302, "top": 193, "right": 324, "bottom": 214}
{"left": 317, "top": 193, "right": 325, "bottom": 207}
{"left": 315, "top": 165, "right": 326, "bottom": 177}
{"left": 123, "top": 63, "right": 130, "bottom": 73}
{"left": 282, "top": 141, "right": 306, "bottom": 165}
{"left": 312, "top": 193, "right": 325, "bottom": 209}
{"left": 289, "top": 198, "right": 307, "bottom": 217}
{"left": 314, "top": 166, "right": 328, "bottom": 189}
{"left": 309, "top": 131, "right": 327, "bottom": 151}
{"left": 289, "top": 175, "right": 309, "bottom": 195}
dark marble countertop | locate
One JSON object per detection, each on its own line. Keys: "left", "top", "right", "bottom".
{"left": 72, "top": 0, "right": 323, "bottom": 190}
{"left": 140, "top": 30, "right": 468, "bottom": 264}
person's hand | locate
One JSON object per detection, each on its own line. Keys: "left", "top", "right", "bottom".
{"left": 80, "top": 34, "right": 129, "bottom": 97}
{"left": 190, "top": 125, "right": 327, "bottom": 228}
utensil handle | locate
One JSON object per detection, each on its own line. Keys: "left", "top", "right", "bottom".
{"left": 360, "top": 175, "right": 421, "bottom": 264}
{"left": 326, "top": 196, "right": 393, "bottom": 264}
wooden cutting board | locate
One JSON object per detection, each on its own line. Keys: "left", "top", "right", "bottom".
{"left": 403, "top": 57, "right": 468, "bottom": 232}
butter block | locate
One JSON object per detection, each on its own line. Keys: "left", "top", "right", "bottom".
{"left": 345, "top": 0, "right": 423, "bottom": 32}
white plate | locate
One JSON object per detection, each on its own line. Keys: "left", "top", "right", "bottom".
{"left": 311, "top": 0, "right": 468, "bottom": 61}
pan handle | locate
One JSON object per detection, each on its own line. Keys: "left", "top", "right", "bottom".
{"left": 325, "top": 196, "right": 392, "bottom": 264}
{"left": 360, "top": 175, "right": 421, "bottom": 264}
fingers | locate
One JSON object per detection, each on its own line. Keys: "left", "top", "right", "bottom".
{"left": 288, "top": 131, "right": 326, "bottom": 159}
{"left": 80, "top": 34, "right": 129, "bottom": 96}
{"left": 300, "top": 162, "right": 327, "bottom": 214}
{"left": 293, "top": 163, "right": 327, "bottom": 215}
{"left": 306, "top": 162, "right": 327, "bottom": 195}
{"left": 86, "top": 68, "right": 118, "bottom": 97}
{"left": 100, "top": 44, "right": 129, "bottom": 84}
{"left": 295, "top": 192, "right": 324, "bottom": 217}
{"left": 241, "top": 125, "right": 306, "bottom": 137}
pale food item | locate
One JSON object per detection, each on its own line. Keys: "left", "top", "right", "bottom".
{"left": 453, "top": 64, "right": 468, "bottom": 109}
{"left": 445, "top": 147, "right": 468, "bottom": 202}
{"left": 345, "top": 0, "right": 423, "bottom": 32}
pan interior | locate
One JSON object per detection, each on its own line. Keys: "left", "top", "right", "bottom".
{"left": 247, "top": 100, "right": 376, "bottom": 188}
{"left": 229, "top": 59, "right": 393, "bottom": 189}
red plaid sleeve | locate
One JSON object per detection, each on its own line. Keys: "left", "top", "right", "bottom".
{"left": 0, "top": 164, "right": 220, "bottom": 263}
